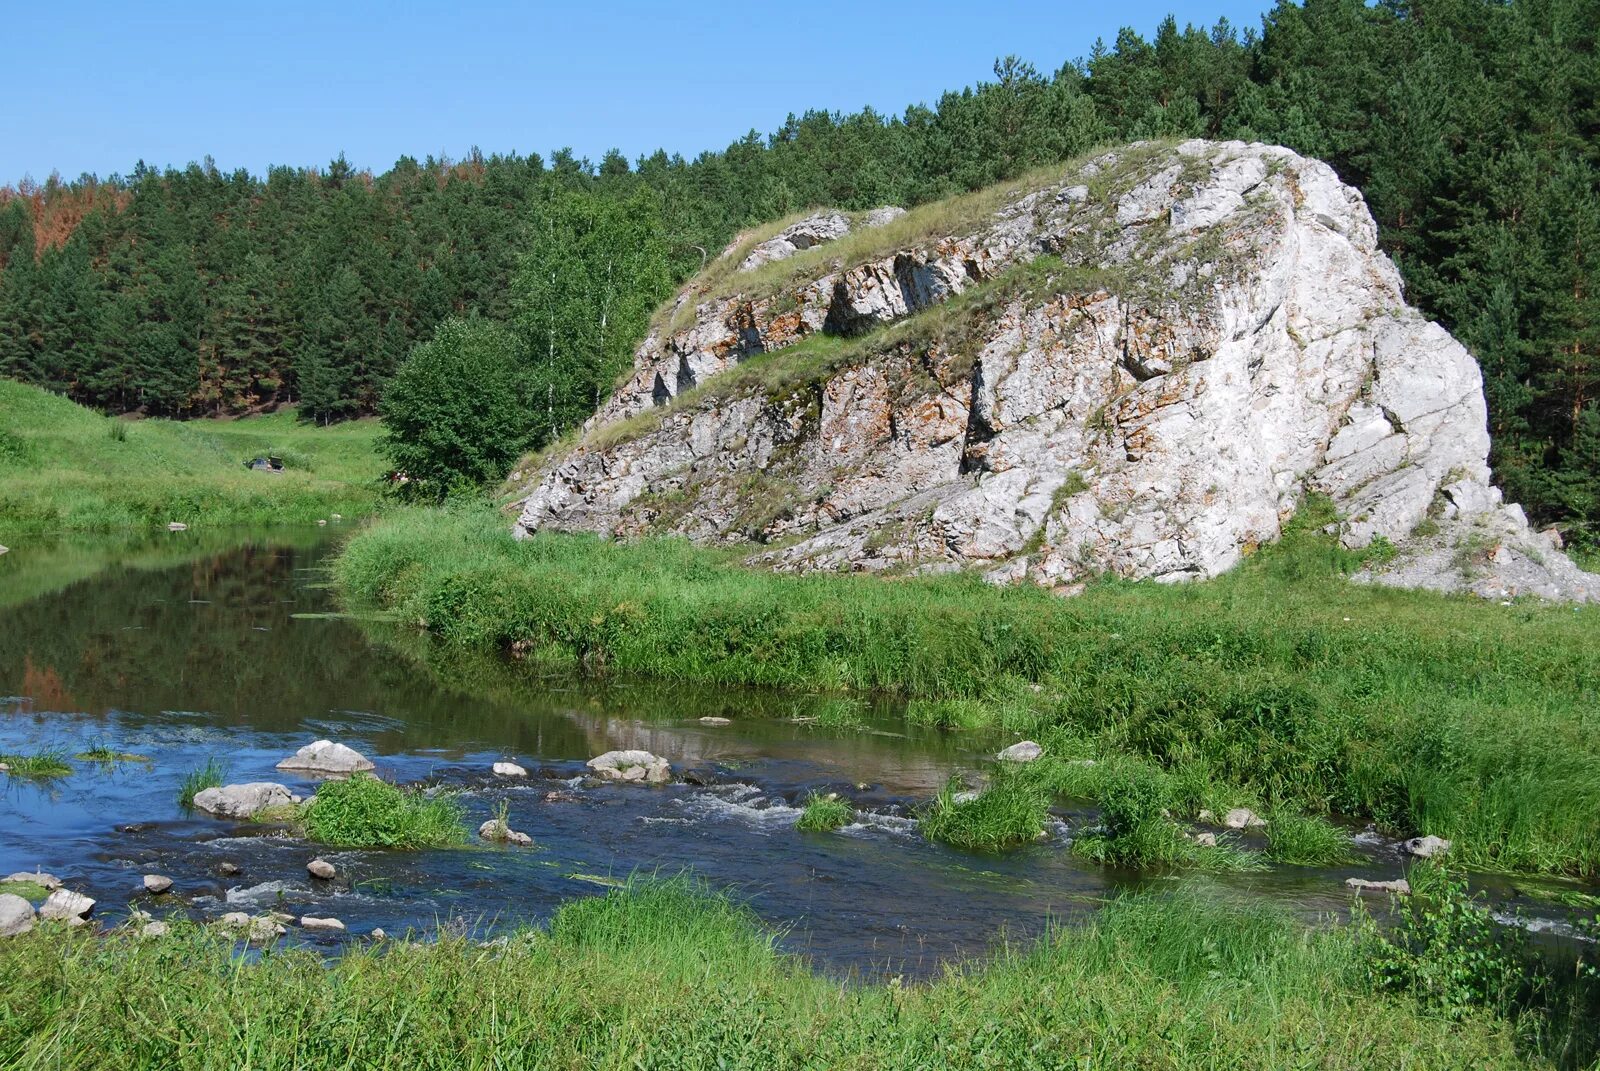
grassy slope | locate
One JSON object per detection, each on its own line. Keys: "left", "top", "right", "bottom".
{"left": 337, "top": 507, "right": 1600, "bottom": 876}
{"left": 0, "top": 380, "right": 384, "bottom": 533}
{"left": 0, "top": 880, "right": 1540, "bottom": 1070}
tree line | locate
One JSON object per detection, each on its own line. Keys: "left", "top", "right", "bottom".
{"left": 1, "top": 0, "right": 1596, "bottom": 542}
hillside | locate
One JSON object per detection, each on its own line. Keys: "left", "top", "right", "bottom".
{"left": 0, "top": 381, "right": 383, "bottom": 533}
{"left": 511, "top": 141, "right": 1598, "bottom": 603}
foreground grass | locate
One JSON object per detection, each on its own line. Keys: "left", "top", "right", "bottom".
{"left": 0, "top": 380, "right": 383, "bottom": 533}
{"left": 297, "top": 772, "right": 467, "bottom": 849}
{"left": 0, "top": 879, "right": 1552, "bottom": 1070}
{"left": 337, "top": 507, "right": 1600, "bottom": 876}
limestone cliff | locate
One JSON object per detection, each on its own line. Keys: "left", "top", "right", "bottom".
{"left": 511, "top": 140, "right": 1597, "bottom": 601}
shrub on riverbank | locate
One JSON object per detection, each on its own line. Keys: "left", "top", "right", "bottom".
{"left": 0, "top": 879, "right": 1549, "bottom": 1070}
{"left": 298, "top": 772, "right": 466, "bottom": 849}
{"left": 0, "top": 381, "right": 383, "bottom": 533}
{"left": 336, "top": 507, "right": 1600, "bottom": 876}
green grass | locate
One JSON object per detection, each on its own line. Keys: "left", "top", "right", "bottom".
{"left": 0, "top": 880, "right": 49, "bottom": 901}
{"left": 795, "top": 792, "right": 854, "bottom": 832}
{"left": 1267, "top": 808, "right": 1357, "bottom": 866}
{"left": 918, "top": 767, "right": 1051, "bottom": 851}
{"left": 297, "top": 772, "right": 466, "bottom": 850}
{"left": 0, "top": 749, "right": 72, "bottom": 779}
{"left": 0, "top": 877, "right": 1557, "bottom": 1070}
{"left": 337, "top": 505, "right": 1600, "bottom": 877}
{"left": 176, "top": 759, "right": 227, "bottom": 810}
{"left": 74, "top": 744, "right": 150, "bottom": 765}
{"left": 0, "top": 380, "right": 384, "bottom": 533}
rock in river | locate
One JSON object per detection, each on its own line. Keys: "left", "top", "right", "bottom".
{"left": 997, "top": 740, "right": 1043, "bottom": 763}
{"left": 307, "top": 858, "right": 336, "bottom": 880}
{"left": 300, "top": 916, "right": 346, "bottom": 932}
{"left": 142, "top": 874, "right": 173, "bottom": 894}
{"left": 479, "top": 819, "right": 534, "bottom": 847}
{"left": 1404, "top": 835, "right": 1451, "bottom": 858}
{"left": 1223, "top": 808, "right": 1267, "bottom": 830}
{"left": 586, "top": 750, "right": 671, "bottom": 784}
{"left": 492, "top": 761, "right": 528, "bottom": 777}
{"left": 0, "top": 894, "right": 34, "bottom": 937}
{"left": 38, "top": 888, "right": 95, "bottom": 921}
{"left": 276, "top": 739, "right": 375, "bottom": 774}
{"left": 1347, "top": 877, "right": 1411, "bottom": 895}
{"left": 192, "top": 782, "right": 293, "bottom": 820}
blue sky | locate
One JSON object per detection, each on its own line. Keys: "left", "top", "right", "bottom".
{"left": 7, "top": 1, "right": 1277, "bottom": 182}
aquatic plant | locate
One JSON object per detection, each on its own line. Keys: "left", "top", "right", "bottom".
{"left": 918, "top": 767, "right": 1051, "bottom": 851}
{"left": 0, "top": 878, "right": 1555, "bottom": 1069}
{"left": 1266, "top": 808, "right": 1356, "bottom": 866}
{"left": 75, "top": 743, "right": 150, "bottom": 766}
{"left": 338, "top": 506, "right": 1600, "bottom": 877}
{"left": 795, "top": 792, "right": 853, "bottom": 832}
{"left": 1066, "top": 760, "right": 1262, "bottom": 873}
{"left": 0, "top": 749, "right": 73, "bottom": 779}
{"left": 177, "top": 759, "right": 227, "bottom": 810}
{"left": 298, "top": 772, "right": 466, "bottom": 850}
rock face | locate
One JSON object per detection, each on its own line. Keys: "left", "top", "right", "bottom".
{"left": 192, "top": 782, "right": 294, "bottom": 820}
{"left": 737, "top": 208, "right": 904, "bottom": 272}
{"left": 276, "top": 740, "right": 375, "bottom": 774}
{"left": 0, "top": 894, "right": 34, "bottom": 937}
{"left": 512, "top": 140, "right": 1597, "bottom": 600}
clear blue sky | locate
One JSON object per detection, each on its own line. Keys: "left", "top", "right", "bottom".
{"left": 7, "top": 1, "right": 1277, "bottom": 183}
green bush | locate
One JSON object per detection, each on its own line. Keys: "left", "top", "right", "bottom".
{"left": 919, "top": 767, "right": 1051, "bottom": 851}
{"left": 378, "top": 317, "right": 533, "bottom": 496}
{"left": 299, "top": 772, "right": 466, "bottom": 849}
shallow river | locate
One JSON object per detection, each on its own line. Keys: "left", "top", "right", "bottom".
{"left": 0, "top": 528, "right": 1592, "bottom": 976}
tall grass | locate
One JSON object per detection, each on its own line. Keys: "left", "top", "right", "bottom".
{"left": 298, "top": 772, "right": 466, "bottom": 849}
{"left": 337, "top": 506, "right": 1600, "bottom": 876}
{"left": 0, "top": 380, "right": 383, "bottom": 533}
{"left": 795, "top": 792, "right": 854, "bottom": 832}
{"left": 0, "top": 878, "right": 1548, "bottom": 1070}
{"left": 918, "top": 767, "right": 1051, "bottom": 851}
{"left": 176, "top": 759, "right": 227, "bottom": 810}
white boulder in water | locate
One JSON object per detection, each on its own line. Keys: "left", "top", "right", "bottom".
{"left": 1347, "top": 877, "right": 1411, "bottom": 895}
{"left": 300, "top": 916, "right": 345, "bottom": 932}
{"left": 492, "top": 761, "right": 528, "bottom": 777}
{"left": 997, "top": 740, "right": 1043, "bottom": 763}
{"left": 276, "top": 739, "right": 375, "bottom": 774}
{"left": 1404, "top": 835, "right": 1451, "bottom": 858}
{"left": 192, "top": 782, "right": 294, "bottom": 819}
{"left": 478, "top": 819, "right": 534, "bottom": 847}
{"left": 306, "top": 859, "right": 336, "bottom": 880}
{"left": 142, "top": 875, "right": 173, "bottom": 894}
{"left": 586, "top": 750, "right": 671, "bottom": 784}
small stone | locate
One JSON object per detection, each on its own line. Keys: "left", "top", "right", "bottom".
{"left": 1404, "top": 835, "right": 1451, "bottom": 858}
{"left": 142, "top": 874, "right": 173, "bottom": 894}
{"left": 0, "top": 894, "right": 34, "bottom": 937}
{"left": 1347, "top": 877, "right": 1411, "bottom": 895}
{"left": 543, "top": 789, "right": 582, "bottom": 802}
{"left": 39, "top": 889, "right": 95, "bottom": 921}
{"left": 478, "top": 819, "right": 533, "bottom": 847}
{"left": 316, "top": 519, "right": 327, "bottom": 526}
{"left": 218, "top": 861, "right": 241, "bottom": 876}
{"left": 1223, "top": 808, "right": 1266, "bottom": 830}
{"left": 997, "top": 740, "right": 1043, "bottom": 763}
{"left": 492, "top": 761, "right": 528, "bottom": 777}
{"left": 276, "top": 739, "right": 375, "bottom": 774}
{"left": 1197, "top": 809, "right": 1215, "bottom": 823}
{"left": 952, "top": 790, "right": 981, "bottom": 804}
{"left": 166, "top": 521, "right": 188, "bottom": 531}
{"left": 698, "top": 717, "right": 731, "bottom": 726}
{"left": 0, "top": 545, "right": 7, "bottom": 555}
{"left": 300, "top": 916, "right": 346, "bottom": 932}
{"left": 1191, "top": 832, "right": 1218, "bottom": 848}
{"left": 5, "top": 870, "right": 61, "bottom": 891}
{"left": 265, "top": 911, "right": 294, "bottom": 924}
{"left": 219, "top": 911, "right": 251, "bottom": 928}
{"left": 370, "top": 927, "right": 387, "bottom": 941}
{"left": 331, "top": 513, "right": 343, "bottom": 521}
{"left": 307, "top": 858, "right": 336, "bottom": 880}
{"left": 140, "top": 920, "right": 170, "bottom": 937}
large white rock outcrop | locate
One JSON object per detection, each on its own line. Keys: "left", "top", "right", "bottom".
{"left": 512, "top": 140, "right": 1597, "bottom": 600}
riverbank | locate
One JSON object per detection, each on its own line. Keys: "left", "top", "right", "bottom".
{"left": 0, "top": 878, "right": 1555, "bottom": 1070}
{"left": 336, "top": 507, "right": 1600, "bottom": 877}
{"left": 0, "top": 381, "right": 384, "bottom": 533}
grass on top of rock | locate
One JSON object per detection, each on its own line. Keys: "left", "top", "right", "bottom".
{"left": 298, "top": 771, "right": 466, "bottom": 850}
{"left": 918, "top": 767, "right": 1052, "bottom": 851}
{"left": 795, "top": 792, "right": 854, "bottom": 832}
{"left": 0, "top": 879, "right": 50, "bottom": 901}
{"left": 0, "top": 875, "right": 1573, "bottom": 1071}
{"left": 0, "top": 379, "right": 384, "bottom": 533}
{"left": 0, "top": 749, "right": 73, "bottom": 779}
{"left": 176, "top": 759, "right": 227, "bottom": 810}
{"left": 336, "top": 504, "right": 1600, "bottom": 877}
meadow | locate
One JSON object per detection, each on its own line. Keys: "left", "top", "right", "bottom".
{"left": 0, "top": 380, "right": 384, "bottom": 533}
{"left": 0, "top": 877, "right": 1567, "bottom": 1071}
{"left": 336, "top": 505, "right": 1600, "bottom": 876}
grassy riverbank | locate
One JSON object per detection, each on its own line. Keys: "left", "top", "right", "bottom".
{"left": 0, "top": 380, "right": 384, "bottom": 534}
{"left": 0, "top": 879, "right": 1562, "bottom": 1070}
{"left": 337, "top": 507, "right": 1600, "bottom": 876}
